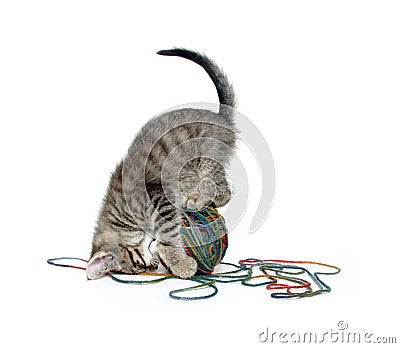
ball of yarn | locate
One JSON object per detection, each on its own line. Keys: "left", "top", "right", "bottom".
{"left": 180, "top": 206, "right": 228, "bottom": 275}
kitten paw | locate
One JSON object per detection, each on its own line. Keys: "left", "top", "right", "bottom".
{"left": 213, "top": 187, "right": 232, "bottom": 208}
{"left": 86, "top": 251, "right": 121, "bottom": 280}
{"left": 185, "top": 192, "right": 212, "bottom": 211}
{"left": 147, "top": 257, "right": 159, "bottom": 272}
{"left": 169, "top": 255, "right": 197, "bottom": 279}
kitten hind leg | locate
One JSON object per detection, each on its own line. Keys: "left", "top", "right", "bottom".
{"left": 199, "top": 158, "right": 232, "bottom": 208}
{"left": 212, "top": 175, "right": 232, "bottom": 208}
{"left": 184, "top": 178, "right": 216, "bottom": 210}
{"left": 179, "top": 158, "right": 231, "bottom": 210}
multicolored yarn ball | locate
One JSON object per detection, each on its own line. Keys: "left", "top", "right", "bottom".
{"left": 180, "top": 206, "right": 228, "bottom": 274}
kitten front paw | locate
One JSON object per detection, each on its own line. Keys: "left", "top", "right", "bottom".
{"left": 157, "top": 243, "right": 197, "bottom": 278}
{"left": 147, "top": 256, "right": 159, "bottom": 272}
{"left": 169, "top": 255, "right": 197, "bottom": 279}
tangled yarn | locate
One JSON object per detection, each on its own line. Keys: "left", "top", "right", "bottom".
{"left": 47, "top": 208, "right": 341, "bottom": 300}
{"left": 47, "top": 257, "right": 340, "bottom": 301}
{"left": 180, "top": 206, "right": 228, "bottom": 274}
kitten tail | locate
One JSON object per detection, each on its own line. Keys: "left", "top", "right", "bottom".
{"left": 157, "top": 48, "right": 236, "bottom": 118}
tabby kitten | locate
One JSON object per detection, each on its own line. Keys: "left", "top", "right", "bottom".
{"left": 86, "top": 48, "right": 237, "bottom": 280}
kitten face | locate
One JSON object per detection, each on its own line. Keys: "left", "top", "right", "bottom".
{"left": 87, "top": 244, "right": 155, "bottom": 280}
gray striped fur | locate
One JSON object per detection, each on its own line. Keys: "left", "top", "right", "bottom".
{"left": 87, "top": 48, "right": 237, "bottom": 280}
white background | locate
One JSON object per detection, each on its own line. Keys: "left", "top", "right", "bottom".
{"left": 1, "top": 1, "right": 399, "bottom": 347}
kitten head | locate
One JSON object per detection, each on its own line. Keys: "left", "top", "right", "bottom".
{"left": 86, "top": 243, "right": 151, "bottom": 280}
{"left": 86, "top": 251, "right": 121, "bottom": 280}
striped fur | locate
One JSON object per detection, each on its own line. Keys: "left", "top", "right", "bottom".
{"left": 87, "top": 48, "right": 237, "bottom": 280}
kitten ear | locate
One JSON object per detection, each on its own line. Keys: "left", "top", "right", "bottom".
{"left": 86, "top": 251, "right": 121, "bottom": 280}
